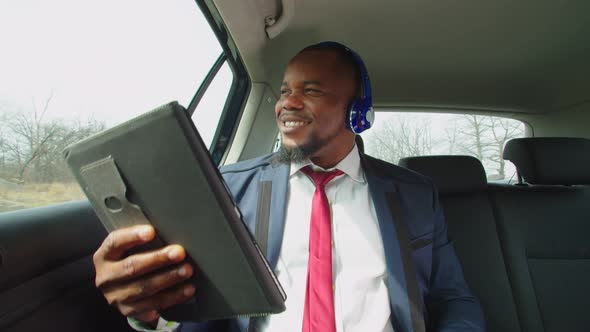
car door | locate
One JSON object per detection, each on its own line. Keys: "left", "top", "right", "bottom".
{"left": 0, "top": 1, "right": 248, "bottom": 331}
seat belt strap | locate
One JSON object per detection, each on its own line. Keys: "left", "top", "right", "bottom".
{"left": 386, "top": 190, "right": 426, "bottom": 332}
{"left": 254, "top": 181, "right": 272, "bottom": 255}
{"left": 249, "top": 181, "right": 273, "bottom": 332}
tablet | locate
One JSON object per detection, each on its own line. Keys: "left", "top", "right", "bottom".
{"left": 64, "top": 101, "right": 286, "bottom": 322}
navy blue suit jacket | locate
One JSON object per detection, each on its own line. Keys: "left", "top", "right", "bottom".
{"left": 179, "top": 153, "right": 485, "bottom": 332}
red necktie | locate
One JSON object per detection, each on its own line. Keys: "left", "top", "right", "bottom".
{"left": 301, "top": 166, "right": 343, "bottom": 332}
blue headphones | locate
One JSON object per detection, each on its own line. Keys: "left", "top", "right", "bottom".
{"left": 315, "top": 41, "right": 374, "bottom": 134}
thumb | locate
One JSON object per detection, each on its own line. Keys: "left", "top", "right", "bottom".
{"left": 132, "top": 310, "right": 160, "bottom": 326}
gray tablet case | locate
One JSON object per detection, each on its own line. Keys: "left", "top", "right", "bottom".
{"left": 63, "top": 101, "right": 286, "bottom": 322}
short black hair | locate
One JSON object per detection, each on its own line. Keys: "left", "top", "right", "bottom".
{"left": 297, "top": 42, "right": 362, "bottom": 96}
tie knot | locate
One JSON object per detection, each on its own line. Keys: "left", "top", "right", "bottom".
{"left": 301, "top": 166, "right": 344, "bottom": 187}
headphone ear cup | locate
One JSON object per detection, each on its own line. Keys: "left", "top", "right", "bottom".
{"left": 356, "top": 100, "right": 373, "bottom": 132}
{"left": 363, "top": 106, "right": 374, "bottom": 129}
{"left": 347, "top": 98, "right": 374, "bottom": 134}
{"left": 347, "top": 99, "right": 360, "bottom": 133}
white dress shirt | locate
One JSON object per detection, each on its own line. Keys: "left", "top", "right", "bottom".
{"left": 260, "top": 145, "right": 394, "bottom": 332}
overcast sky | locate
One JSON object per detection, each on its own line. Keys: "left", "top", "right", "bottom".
{"left": 1, "top": 0, "right": 524, "bottom": 178}
{"left": 0, "top": 0, "right": 228, "bottom": 143}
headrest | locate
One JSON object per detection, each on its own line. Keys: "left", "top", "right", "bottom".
{"left": 503, "top": 137, "right": 590, "bottom": 185}
{"left": 399, "top": 155, "right": 487, "bottom": 194}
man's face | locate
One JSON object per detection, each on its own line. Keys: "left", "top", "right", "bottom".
{"left": 275, "top": 49, "right": 356, "bottom": 164}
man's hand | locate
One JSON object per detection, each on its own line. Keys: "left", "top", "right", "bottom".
{"left": 93, "top": 225, "right": 195, "bottom": 324}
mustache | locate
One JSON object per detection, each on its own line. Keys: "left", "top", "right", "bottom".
{"left": 278, "top": 111, "right": 312, "bottom": 122}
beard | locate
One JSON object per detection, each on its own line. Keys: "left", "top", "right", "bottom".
{"left": 275, "top": 126, "right": 344, "bottom": 164}
{"left": 276, "top": 134, "right": 320, "bottom": 164}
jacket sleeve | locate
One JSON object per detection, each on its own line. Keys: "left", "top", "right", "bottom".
{"left": 426, "top": 185, "right": 486, "bottom": 332}
{"left": 177, "top": 320, "right": 233, "bottom": 332}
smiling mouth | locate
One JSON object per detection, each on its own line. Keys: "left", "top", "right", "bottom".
{"left": 282, "top": 121, "right": 309, "bottom": 128}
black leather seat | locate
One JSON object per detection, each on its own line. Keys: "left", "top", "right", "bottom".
{"left": 399, "top": 155, "right": 521, "bottom": 332}
{"left": 400, "top": 137, "right": 590, "bottom": 332}
{"left": 489, "top": 137, "right": 590, "bottom": 332}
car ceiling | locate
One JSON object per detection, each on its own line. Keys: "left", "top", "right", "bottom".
{"left": 212, "top": 0, "right": 590, "bottom": 115}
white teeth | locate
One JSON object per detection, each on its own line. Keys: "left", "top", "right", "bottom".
{"left": 284, "top": 121, "right": 306, "bottom": 128}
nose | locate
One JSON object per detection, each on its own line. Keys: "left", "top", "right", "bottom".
{"left": 280, "top": 92, "right": 304, "bottom": 111}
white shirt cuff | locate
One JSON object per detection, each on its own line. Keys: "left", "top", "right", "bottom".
{"left": 127, "top": 316, "right": 180, "bottom": 332}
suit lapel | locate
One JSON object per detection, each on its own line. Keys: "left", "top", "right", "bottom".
{"left": 362, "top": 156, "right": 413, "bottom": 332}
{"left": 241, "top": 159, "right": 289, "bottom": 332}
{"left": 259, "top": 158, "right": 289, "bottom": 269}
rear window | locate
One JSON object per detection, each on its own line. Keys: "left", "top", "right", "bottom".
{"left": 360, "top": 112, "right": 527, "bottom": 181}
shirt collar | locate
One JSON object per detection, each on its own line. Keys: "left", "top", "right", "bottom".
{"left": 290, "top": 144, "right": 365, "bottom": 183}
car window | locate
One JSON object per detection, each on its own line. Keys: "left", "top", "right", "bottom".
{"left": 360, "top": 112, "right": 527, "bottom": 182}
{"left": 191, "top": 61, "right": 234, "bottom": 148}
{"left": 0, "top": 0, "right": 234, "bottom": 212}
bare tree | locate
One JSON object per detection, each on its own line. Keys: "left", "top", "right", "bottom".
{"left": 451, "top": 115, "right": 524, "bottom": 180}
{"left": 3, "top": 93, "right": 61, "bottom": 182}
{"left": 456, "top": 115, "right": 492, "bottom": 161}
{"left": 364, "top": 114, "right": 433, "bottom": 163}
{"left": 0, "top": 94, "right": 106, "bottom": 183}
{"left": 484, "top": 117, "right": 524, "bottom": 179}
{"left": 0, "top": 126, "right": 6, "bottom": 171}
{"left": 0, "top": 102, "right": 15, "bottom": 174}
{"left": 34, "top": 117, "right": 105, "bottom": 182}
{"left": 444, "top": 120, "right": 459, "bottom": 154}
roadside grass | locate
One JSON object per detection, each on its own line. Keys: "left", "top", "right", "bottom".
{"left": 0, "top": 182, "right": 86, "bottom": 209}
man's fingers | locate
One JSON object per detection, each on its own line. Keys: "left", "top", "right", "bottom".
{"left": 92, "top": 224, "right": 196, "bottom": 322}
{"left": 96, "top": 244, "right": 186, "bottom": 287}
{"left": 131, "top": 310, "right": 160, "bottom": 325}
{"left": 95, "top": 225, "right": 155, "bottom": 262}
{"left": 103, "top": 263, "right": 193, "bottom": 305}
{"left": 118, "top": 283, "right": 196, "bottom": 317}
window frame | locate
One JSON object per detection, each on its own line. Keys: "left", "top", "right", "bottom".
{"left": 194, "top": 0, "right": 250, "bottom": 166}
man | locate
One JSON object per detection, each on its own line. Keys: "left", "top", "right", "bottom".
{"left": 93, "top": 42, "right": 485, "bottom": 332}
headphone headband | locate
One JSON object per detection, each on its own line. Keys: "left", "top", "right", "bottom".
{"left": 314, "top": 41, "right": 372, "bottom": 101}
{"left": 312, "top": 41, "right": 374, "bottom": 133}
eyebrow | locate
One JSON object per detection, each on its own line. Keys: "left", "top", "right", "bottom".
{"left": 303, "top": 80, "right": 323, "bottom": 86}
{"left": 281, "top": 80, "right": 324, "bottom": 86}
